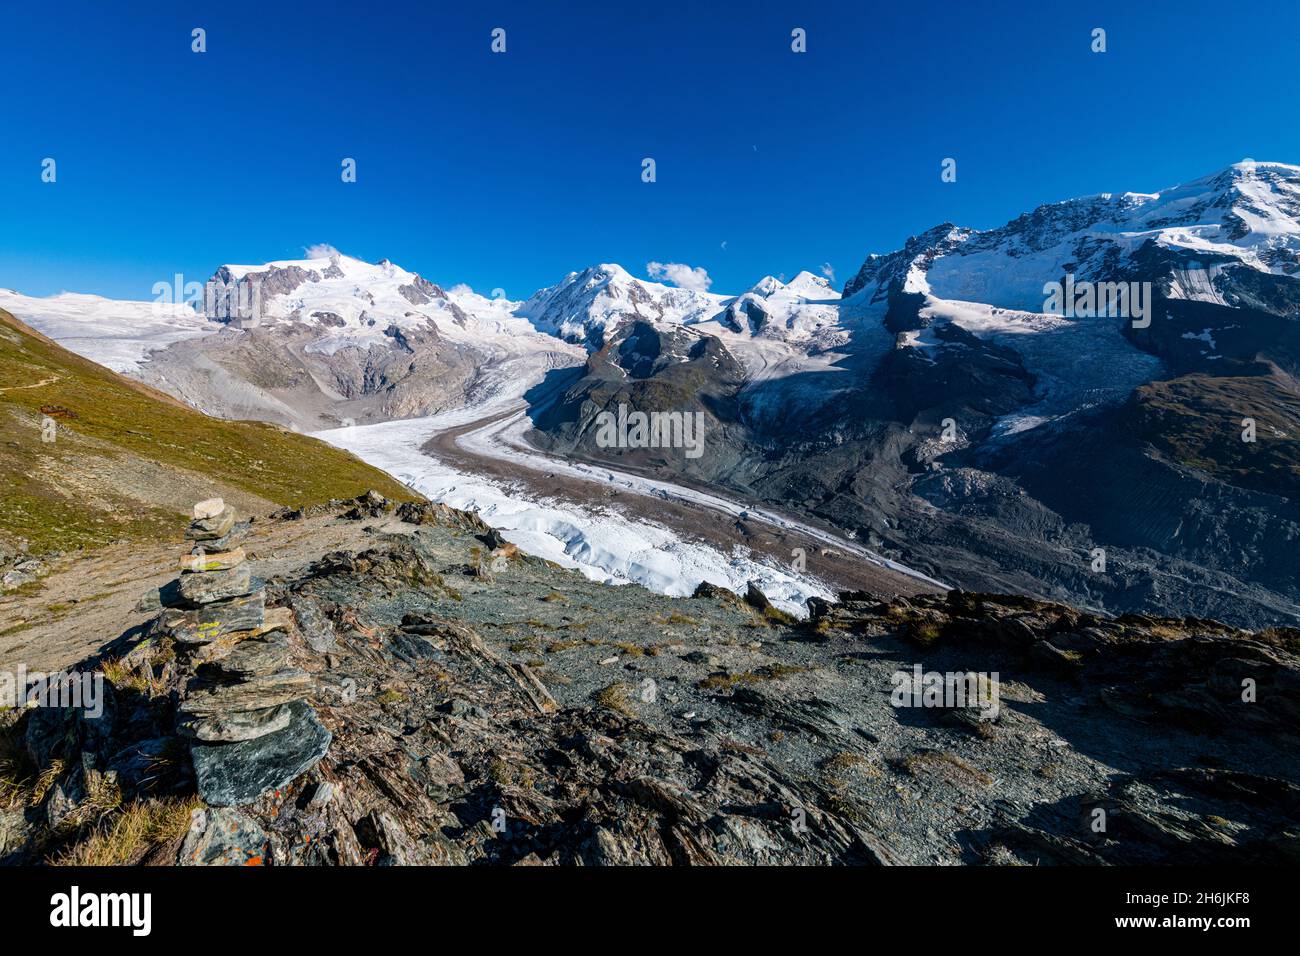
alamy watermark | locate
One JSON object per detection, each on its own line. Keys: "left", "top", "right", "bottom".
{"left": 153, "top": 273, "right": 264, "bottom": 325}
{"left": 1, "top": 667, "right": 105, "bottom": 719}
{"left": 594, "top": 403, "right": 705, "bottom": 459}
{"left": 50, "top": 886, "right": 150, "bottom": 936}
{"left": 1043, "top": 274, "right": 1152, "bottom": 328}
{"left": 890, "top": 664, "right": 999, "bottom": 720}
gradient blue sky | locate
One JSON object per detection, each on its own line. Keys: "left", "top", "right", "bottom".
{"left": 2, "top": 0, "right": 1298, "bottom": 300}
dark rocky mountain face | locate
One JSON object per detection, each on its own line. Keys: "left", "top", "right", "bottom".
{"left": 527, "top": 321, "right": 753, "bottom": 484}
{"left": 138, "top": 321, "right": 481, "bottom": 431}
{"left": 524, "top": 278, "right": 1300, "bottom": 627}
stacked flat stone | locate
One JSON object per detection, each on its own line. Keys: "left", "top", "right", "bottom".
{"left": 161, "top": 499, "right": 331, "bottom": 808}
{"left": 158, "top": 498, "right": 267, "bottom": 659}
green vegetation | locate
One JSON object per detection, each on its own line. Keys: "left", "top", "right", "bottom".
{"left": 906, "top": 619, "right": 943, "bottom": 647}
{"left": 99, "top": 638, "right": 175, "bottom": 698}
{"left": 697, "top": 663, "right": 809, "bottom": 691}
{"left": 0, "top": 309, "right": 418, "bottom": 553}
{"left": 50, "top": 796, "right": 202, "bottom": 866}
{"left": 761, "top": 605, "right": 799, "bottom": 627}
{"left": 1129, "top": 372, "right": 1300, "bottom": 498}
{"left": 657, "top": 611, "right": 699, "bottom": 627}
{"left": 593, "top": 682, "right": 636, "bottom": 716}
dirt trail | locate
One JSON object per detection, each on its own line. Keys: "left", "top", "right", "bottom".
{"left": 0, "top": 511, "right": 412, "bottom": 672}
{"left": 0, "top": 375, "right": 60, "bottom": 392}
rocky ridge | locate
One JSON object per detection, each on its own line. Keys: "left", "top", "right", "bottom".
{"left": 2, "top": 495, "right": 1297, "bottom": 865}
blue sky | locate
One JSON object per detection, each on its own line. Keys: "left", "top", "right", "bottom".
{"left": 2, "top": 0, "right": 1298, "bottom": 300}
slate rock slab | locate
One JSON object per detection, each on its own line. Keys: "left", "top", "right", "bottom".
{"left": 188, "top": 505, "right": 236, "bottom": 541}
{"left": 186, "top": 607, "right": 295, "bottom": 665}
{"left": 190, "top": 521, "right": 250, "bottom": 553}
{"left": 178, "top": 806, "right": 270, "bottom": 865}
{"left": 178, "top": 563, "right": 253, "bottom": 604}
{"left": 0, "top": 809, "right": 37, "bottom": 865}
{"left": 290, "top": 595, "right": 337, "bottom": 653}
{"left": 180, "top": 547, "right": 247, "bottom": 574}
{"left": 178, "top": 703, "right": 293, "bottom": 743}
{"left": 192, "top": 498, "right": 225, "bottom": 521}
{"left": 191, "top": 700, "right": 331, "bottom": 807}
{"left": 180, "top": 667, "right": 313, "bottom": 716}
{"left": 107, "top": 736, "right": 190, "bottom": 796}
{"left": 160, "top": 590, "right": 265, "bottom": 645}
{"left": 215, "top": 632, "right": 293, "bottom": 679}
{"left": 388, "top": 630, "right": 441, "bottom": 664}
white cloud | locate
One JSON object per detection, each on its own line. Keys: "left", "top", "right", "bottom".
{"left": 448, "top": 283, "right": 474, "bottom": 296}
{"left": 646, "top": 261, "right": 712, "bottom": 294}
{"left": 304, "top": 243, "right": 342, "bottom": 260}
{"left": 821, "top": 262, "right": 836, "bottom": 282}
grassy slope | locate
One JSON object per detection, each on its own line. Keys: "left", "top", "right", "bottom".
{"left": 0, "top": 308, "right": 419, "bottom": 553}
{"left": 1127, "top": 370, "right": 1300, "bottom": 499}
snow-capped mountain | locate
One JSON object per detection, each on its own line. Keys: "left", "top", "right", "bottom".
{"left": 209, "top": 253, "right": 541, "bottom": 353}
{"left": 517, "top": 263, "right": 726, "bottom": 346}
{"left": 713, "top": 271, "right": 841, "bottom": 338}
{"left": 516, "top": 163, "right": 1300, "bottom": 629}
{"left": 14, "top": 253, "right": 584, "bottom": 431}
{"left": 185, "top": 253, "right": 584, "bottom": 427}
{"left": 830, "top": 162, "right": 1300, "bottom": 436}
{"left": 10, "top": 162, "right": 1298, "bottom": 439}
{"left": 518, "top": 264, "right": 852, "bottom": 348}
{"left": 844, "top": 161, "right": 1300, "bottom": 310}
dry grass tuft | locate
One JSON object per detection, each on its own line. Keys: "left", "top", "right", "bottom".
{"left": 0, "top": 717, "right": 37, "bottom": 811}
{"left": 593, "top": 682, "right": 635, "bottom": 716}
{"left": 697, "top": 663, "right": 809, "bottom": 691}
{"left": 897, "top": 750, "right": 993, "bottom": 788}
{"left": 51, "top": 796, "right": 202, "bottom": 866}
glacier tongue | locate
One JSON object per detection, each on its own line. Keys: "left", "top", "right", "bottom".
{"left": 314, "top": 409, "right": 835, "bottom": 617}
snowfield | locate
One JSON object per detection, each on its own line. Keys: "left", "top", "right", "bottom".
{"left": 916, "top": 296, "right": 1165, "bottom": 436}
{"left": 0, "top": 289, "right": 218, "bottom": 373}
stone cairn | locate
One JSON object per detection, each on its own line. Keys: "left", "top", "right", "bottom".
{"left": 155, "top": 498, "right": 331, "bottom": 807}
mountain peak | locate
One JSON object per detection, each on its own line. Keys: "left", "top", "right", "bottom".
{"left": 784, "top": 271, "right": 836, "bottom": 298}
{"left": 1225, "top": 159, "right": 1300, "bottom": 178}
{"left": 844, "top": 160, "right": 1300, "bottom": 305}
{"left": 520, "top": 262, "right": 723, "bottom": 345}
